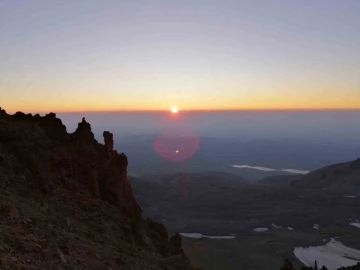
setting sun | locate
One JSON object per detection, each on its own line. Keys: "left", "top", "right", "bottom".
{"left": 171, "top": 106, "right": 178, "bottom": 114}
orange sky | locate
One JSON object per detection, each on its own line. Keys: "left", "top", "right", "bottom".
{"left": 2, "top": 80, "right": 360, "bottom": 113}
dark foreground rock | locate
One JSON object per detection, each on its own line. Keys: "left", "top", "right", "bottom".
{"left": 0, "top": 109, "right": 197, "bottom": 270}
{"left": 280, "top": 259, "right": 360, "bottom": 270}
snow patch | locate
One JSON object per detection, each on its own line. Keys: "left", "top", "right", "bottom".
{"left": 344, "top": 195, "right": 357, "bottom": 199}
{"left": 272, "top": 223, "right": 282, "bottom": 228}
{"left": 350, "top": 223, "right": 360, "bottom": 229}
{"left": 179, "top": 233, "right": 235, "bottom": 239}
{"left": 253, "top": 228, "right": 269, "bottom": 232}
{"left": 287, "top": 227, "right": 294, "bottom": 231}
{"left": 232, "top": 165, "right": 276, "bottom": 172}
{"left": 313, "top": 224, "right": 320, "bottom": 230}
{"left": 282, "top": 168, "right": 310, "bottom": 174}
{"left": 294, "top": 238, "right": 360, "bottom": 270}
{"left": 231, "top": 165, "right": 309, "bottom": 174}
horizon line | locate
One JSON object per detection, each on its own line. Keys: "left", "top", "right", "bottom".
{"left": 3, "top": 107, "right": 360, "bottom": 114}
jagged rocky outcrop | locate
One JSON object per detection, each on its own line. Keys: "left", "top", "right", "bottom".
{"left": 145, "top": 219, "right": 185, "bottom": 258}
{"left": 103, "top": 131, "right": 114, "bottom": 158}
{"left": 0, "top": 109, "right": 196, "bottom": 270}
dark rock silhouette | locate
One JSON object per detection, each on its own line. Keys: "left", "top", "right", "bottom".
{"left": 0, "top": 107, "right": 6, "bottom": 115}
{"left": 145, "top": 219, "right": 172, "bottom": 257}
{"left": 281, "top": 260, "right": 360, "bottom": 270}
{"left": 0, "top": 109, "right": 196, "bottom": 269}
{"left": 72, "top": 117, "right": 96, "bottom": 143}
{"left": 170, "top": 233, "right": 184, "bottom": 256}
{"left": 103, "top": 131, "right": 114, "bottom": 158}
{"left": 280, "top": 259, "right": 296, "bottom": 270}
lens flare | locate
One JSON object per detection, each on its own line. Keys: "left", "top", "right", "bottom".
{"left": 153, "top": 134, "right": 199, "bottom": 162}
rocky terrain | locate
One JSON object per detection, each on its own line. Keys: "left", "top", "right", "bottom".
{"left": 0, "top": 108, "right": 198, "bottom": 270}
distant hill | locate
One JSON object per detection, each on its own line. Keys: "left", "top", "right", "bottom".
{"left": 291, "top": 158, "right": 360, "bottom": 191}
{"left": 257, "top": 175, "right": 302, "bottom": 187}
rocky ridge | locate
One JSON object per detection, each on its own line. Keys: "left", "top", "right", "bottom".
{"left": 0, "top": 108, "right": 197, "bottom": 270}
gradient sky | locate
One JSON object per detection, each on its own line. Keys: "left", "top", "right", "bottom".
{"left": 1, "top": 0, "right": 360, "bottom": 112}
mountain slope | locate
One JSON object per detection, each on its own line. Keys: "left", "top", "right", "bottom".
{"left": 0, "top": 108, "right": 197, "bottom": 270}
{"left": 291, "top": 158, "right": 360, "bottom": 191}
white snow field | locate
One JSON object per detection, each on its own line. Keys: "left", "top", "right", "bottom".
{"left": 294, "top": 238, "right": 360, "bottom": 270}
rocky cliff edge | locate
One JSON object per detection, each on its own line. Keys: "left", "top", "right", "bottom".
{"left": 0, "top": 108, "right": 197, "bottom": 270}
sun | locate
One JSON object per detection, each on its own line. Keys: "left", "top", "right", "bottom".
{"left": 171, "top": 106, "right": 178, "bottom": 114}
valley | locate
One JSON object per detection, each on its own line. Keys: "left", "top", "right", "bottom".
{"left": 129, "top": 170, "right": 360, "bottom": 270}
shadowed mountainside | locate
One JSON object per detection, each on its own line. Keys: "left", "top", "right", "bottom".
{"left": 257, "top": 157, "right": 360, "bottom": 191}
{"left": 0, "top": 108, "right": 198, "bottom": 270}
{"left": 291, "top": 159, "right": 360, "bottom": 192}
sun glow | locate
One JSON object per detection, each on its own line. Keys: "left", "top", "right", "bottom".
{"left": 171, "top": 106, "right": 179, "bottom": 113}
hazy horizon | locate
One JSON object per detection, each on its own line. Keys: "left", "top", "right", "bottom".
{"left": 49, "top": 110, "right": 360, "bottom": 179}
